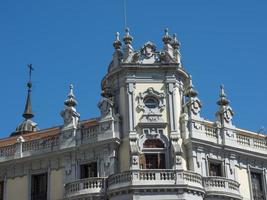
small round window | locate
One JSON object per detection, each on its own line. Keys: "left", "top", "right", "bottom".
{"left": 144, "top": 97, "right": 159, "bottom": 109}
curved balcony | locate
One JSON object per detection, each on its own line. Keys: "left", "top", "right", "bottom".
{"left": 108, "top": 169, "right": 204, "bottom": 192}
{"left": 203, "top": 176, "right": 241, "bottom": 199}
{"left": 65, "top": 177, "right": 106, "bottom": 199}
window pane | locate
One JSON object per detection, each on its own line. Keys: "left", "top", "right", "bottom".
{"left": 209, "top": 162, "right": 222, "bottom": 177}
{"left": 0, "top": 181, "right": 3, "bottom": 200}
{"left": 80, "top": 162, "right": 97, "bottom": 179}
{"left": 145, "top": 154, "right": 165, "bottom": 169}
{"left": 144, "top": 97, "right": 158, "bottom": 109}
{"left": 31, "top": 173, "right": 47, "bottom": 200}
{"left": 251, "top": 172, "right": 265, "bottom": 200}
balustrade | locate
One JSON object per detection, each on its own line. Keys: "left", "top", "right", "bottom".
{"left": 203, "top": 176, "right": 240, "bottom": 197}
{"left": 65, "top": 177, "right": 106, "bottom": 197}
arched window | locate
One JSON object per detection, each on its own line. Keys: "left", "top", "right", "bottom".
{"left": 143, "top": 139, "right": 164, "bottom": 148}
{"left": 140, "top": 139, "right": 166, "bottom": 169}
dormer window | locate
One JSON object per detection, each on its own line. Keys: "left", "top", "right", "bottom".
{"left": 144, "top": 97, "right": 158, "bottom": 109}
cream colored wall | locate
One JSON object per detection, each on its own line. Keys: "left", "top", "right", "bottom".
{"left": 50, "top": 169, "right": 64, "bottom": 200}
{"left": 6, "top": 176, "right": 28, "bottom": 200}
{"left": 236, "top": 167, "right": 251, "bottom": 200}
{"left": 119, "top": 137, "right": 130, "bottom": 172}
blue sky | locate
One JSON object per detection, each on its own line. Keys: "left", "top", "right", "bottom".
{"left": 0, "top": 0, "right": 266, "bottom": 137}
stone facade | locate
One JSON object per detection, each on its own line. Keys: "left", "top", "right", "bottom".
{"left": 0, "top": 29, "right": 266, "bottom": 200}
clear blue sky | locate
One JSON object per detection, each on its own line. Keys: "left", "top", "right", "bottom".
{"left": 0, "top": 0, "right": 266, "bottom": 137}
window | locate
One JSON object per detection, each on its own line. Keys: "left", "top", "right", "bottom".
{"left": 0, "top": 181, "right": 3, "bottom": 200}
{"left": 250, "top": 172, "right": 265, "bottom": 200}
{"left": 31, "top": 173, "right": 47, "bottom": 200}
{"left": 140, "top": 139, "right": 166, "bottom": 169}
{"left": 145, "top": 153, "right": 165, "bottom": 169}
{"left": 209, "top": 162, "right": 223, "bottom": 176}
{"left": 80, "top": 162, "right": 97, "bottom": 179}
{"left": 144, "top": 97, "right": 158, "bottom": 109}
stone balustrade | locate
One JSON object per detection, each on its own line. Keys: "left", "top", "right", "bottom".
{"left": 65, "top": 177, "right": 107, "bottom": 198}
{"left": 22, "top": 135, "right": 59, "bottom": 152}
{"left": 107, "top": 169, "right": 203, "bottom": 191}
{"left": 203, "top": 176, "right": 241, "bottom": 198}
{"left": 190, "top": 119, "right": 267, "bottom": 154}
{"left": 0, "top": 124, "right": 120, "bottom": 162}
{"left": 64, "top": 170, "right": 242, "bottom": 199}
{"left": 81, "top": 126, "right": 98, "bottom": 144}
{"left": 236, "top": 132, "right": 267, "bottom": 150}
{"left": 0, "top": 144, "right": 16, "bottom": 158}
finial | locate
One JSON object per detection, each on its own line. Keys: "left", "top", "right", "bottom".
{"left": 113, "top": 32, "right": 122, "bottom": 50}
{"left": 172, "top": 33, "right": 180, "bottom": 49}
{"left": 123, "top": 27, "right": 133, "bottom": 45}
{"left": 162, "top": 28, "right": 172, "bottom": 44}
{"left": 185, "top": 75, "right": 198, "bottom": 97}
{"left": 64, "top": 84, "right": 78, "bottom": 107}
{"left": 22, "top": 64, "right": 34, "bottom": 119}
{"left": 217, "top": 84, "right": 230, "bottom": 106}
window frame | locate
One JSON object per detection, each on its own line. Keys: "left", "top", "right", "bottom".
{"left": 208, "top": 159, "right": 225, "bottom": 177}
{"left": 79, "top": 161, "right": 98, "bottom": 179}
{"left": 248, "top": 166, "right": 267, "bottom": 200}
{"left": 30, "top": 172, "right": 48, "bottom": 200}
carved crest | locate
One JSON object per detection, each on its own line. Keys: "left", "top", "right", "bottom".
{"left": 98, "top": 97, "right": 114, "bottom": 117}
{"left": 136, "top": 87, "right": 165, "bottom": 112}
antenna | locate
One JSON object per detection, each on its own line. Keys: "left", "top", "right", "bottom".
{"left": 123, "top": 0, "right": 127, "bottom": 29}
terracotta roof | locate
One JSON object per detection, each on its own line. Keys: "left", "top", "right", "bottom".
{"left": 0, "top": 118, "right": 99, "bottom": 148}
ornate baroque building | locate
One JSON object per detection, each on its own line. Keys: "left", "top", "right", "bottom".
{"left": 0, "top": 29, "right": 266, "bottom": 200}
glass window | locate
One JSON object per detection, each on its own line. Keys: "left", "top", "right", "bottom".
{"left": 0, "top": 181, "right": 3, "bottom": 200}
{"left": 250, "top": 172, "right": 265, "bottom": 200}
{"left": 209, "top": 162, "right": 222, "bottom": 176}
{"left": 31, "top": 173, "right": 47, "bottom": 200}
{"left": 143, "top": 139, "right": 164, "bottom": 148}
{"left": 80, "top": 162, "right": 97, "bottom": 179}
{"left": 144, "top": 97, "right": 158, "bottom": 109}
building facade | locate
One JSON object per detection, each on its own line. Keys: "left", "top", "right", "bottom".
{"left": 0, "top": 29, "right": 266, "bottom": 200}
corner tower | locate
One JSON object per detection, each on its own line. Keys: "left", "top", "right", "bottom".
{"left": 101, "top": 28, "right": 190, "bottom": 171}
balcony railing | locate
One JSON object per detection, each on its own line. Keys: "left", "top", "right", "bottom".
{"left": 189, "top": 119, "right": 267, "bottom": 154}
{"left": 107, "top": 169, "right": 203, "bottom": 191}
{"left": 65, "top": 177, "right": 107, "bottom": 198}
{"left": 64, "top": 171, "right": 242, "bottom": 199}
{"left": 203, "top": 176, "right": 241, "bottom": 198}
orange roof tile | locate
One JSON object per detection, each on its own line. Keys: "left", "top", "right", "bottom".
{"left": 0, "top": 118, "right": 99, "bottom": 147}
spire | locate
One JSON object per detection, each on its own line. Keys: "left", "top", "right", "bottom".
{"left": 162, "top": 28, "right": 172, "bottom": 45}
{"left": 185, "top": 76, "right": 198, "bottom": 98}
{"left": 61, "top": 84, "right": 80, "bottom": 130}
{"left": 172, "top": 33, "right": 180, "bottom": 50}
{"left": 64, "top": 84, "right": 77, "bottom": 107}
{"left": 217, "top": 84, "right": 230, "bottom": 106}
{"left": 113, "top": 32, "right": 122, "bottom": 50}
{"left": 11, "top": 64, "right": 38, "bottom": 136}
{"left": 216, "top": 84, "right": 234, "bottom": 126}
{"left": 184, "top": 76, "right": 202, "bottom": 117}
{"left": 23, "top": 79, "right": 34, "bottom": 119}
{"left": 123, "top": 27, "right": 133, "bottom": 45}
